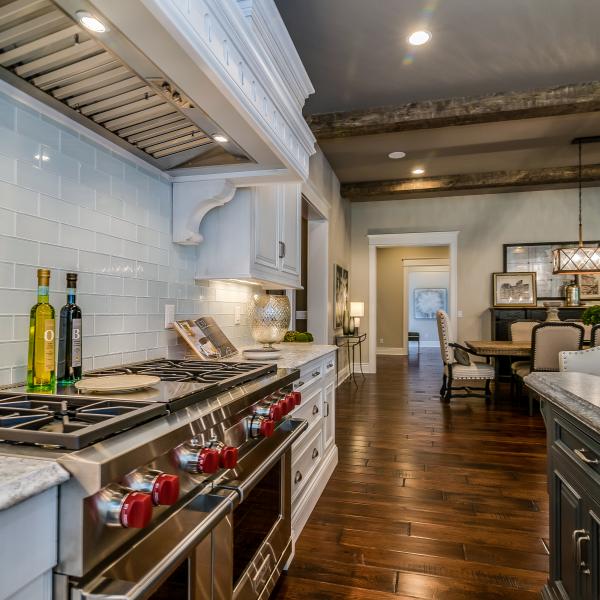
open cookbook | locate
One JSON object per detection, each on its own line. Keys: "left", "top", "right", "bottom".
{"left": 172, "top": 316, "right": 238, "bottom": 359}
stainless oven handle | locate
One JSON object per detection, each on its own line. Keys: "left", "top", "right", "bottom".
{"left": 75, "top": 492, "right": 235, "bottom": 600}
{"left": 217, "top": 419, "right": 308, "bottom": 503}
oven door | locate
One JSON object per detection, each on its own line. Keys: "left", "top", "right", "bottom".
{"left": 71, "top": 492, "right": 234, "bottom": 600}
{"left": 216, "top": 418, "right": 308, "bottom": 600}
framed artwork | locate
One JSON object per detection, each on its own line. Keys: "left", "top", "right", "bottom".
{"left": 413, "top": 288, "right": 447, "bottom": 319}
{"left": 334, "top": 264, "right": 348, "bottom": 328}
{"left": 504, "top": 241, "right": 600, "bottom": 300}
{"left": 493, "top": 272, "right": 537, "bottom": 307}
{"left": 580, "top": 273, "right": 600, "bottom": 300}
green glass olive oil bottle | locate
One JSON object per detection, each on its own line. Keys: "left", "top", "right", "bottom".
{"left": 27, "top": 268, "right": 56, "bottom": 390}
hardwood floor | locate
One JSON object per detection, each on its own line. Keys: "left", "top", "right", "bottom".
{"left": 271, "top": 351, "right": 549, "bottom": 599}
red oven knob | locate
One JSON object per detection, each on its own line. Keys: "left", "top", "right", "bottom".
{"left": 95, "top": 484, "right": 153, "bottom": 529}
{"left": 291, "top": 391, "right": 302, "bottom": 406}
{"left": 283, "top": 394, "right": 296, "bottom": 414}
{"left": 248, "top": 415, "right": 275, "bottom": 438}
{"left": 254, "top": 402, "right": 282, "bottom": 422}
{"left": 152, "top": 474, "right": 180, "bottom": 506}
{"left": 123, "top": 469, "right": 180, "bottom": 506}
{"left": 219, "top": 446, "right": 239, "bottom": 469}
{"left": 176, "top": 445, "right": 220, "bottom": 474}
{"left": 121, "top": 492, "right": 153, "bottom": 528}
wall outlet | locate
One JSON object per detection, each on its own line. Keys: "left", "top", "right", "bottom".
{"left": 234, "top": 305, "right": 241, "bottom": 325}
{"left": 164, "top": 304, "right": 175, "bottom": 329}
{"left": 379, "top": 338, "right": 384, "bottom": 344}
{"left": 458, "top": 310, "right": 463, "bottom": 317}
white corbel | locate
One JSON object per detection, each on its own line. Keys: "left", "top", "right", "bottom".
{"left": 172, "top": 178, "right": 236, "bottom": 244}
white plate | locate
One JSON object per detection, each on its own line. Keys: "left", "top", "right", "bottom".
{"left": 74, "top": 374, "right": 161, "bottom": 394}
{"left": 243, "top": 349, "right": 281, "bottom": 361}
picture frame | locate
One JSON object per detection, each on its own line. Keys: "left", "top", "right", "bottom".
{"left": 413, "top": 288, "right": 448, "bottom": 319}
{"left": 492, "top": 272, "right": 537, "bottom": 307}
{"left": 334, "top": 264, "right": 348, "bottom": 328}
{"left": 503, "top": 241, "right": 600, "bottom": 300}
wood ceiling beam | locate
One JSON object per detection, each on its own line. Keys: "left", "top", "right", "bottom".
{"left": 341, "top": 163, "right": 600, "bottom": 201}
{"left": 308, "top": 82, "right": 600, "bottom": 139}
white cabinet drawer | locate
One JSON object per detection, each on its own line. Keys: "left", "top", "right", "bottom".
{"left": 323, "top": 353, "right": 336, "bottom": 378}
{"left": 292, "top": 428, "right": 323, "bottom": 500}
{"left": 298, "top": 358, "right": 323, "bottom": 386}
{"left": 292, "top": 386, "right": 322, "bottom": 438}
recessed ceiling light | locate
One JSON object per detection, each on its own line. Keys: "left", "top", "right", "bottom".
{"left": 408, "top": 30, "right": 431, "bottom": 46}
{"left": 213, "top": 134, "right": 229, "bottom": 143}
{"left": 412, "top": 167, "right": 425, "bottom": 175}
{"left": 76, "top": 11, "right": 108, "bottom": 33}
{"left": 388, "top": 151, "right": 406, "bottom": 159}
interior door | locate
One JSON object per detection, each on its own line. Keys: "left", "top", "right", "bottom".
{"left": 253, "top": 186, "right": 279, "bottom": 271}
{"left": 279, "top": 183, "right": 301, "bottom": 276}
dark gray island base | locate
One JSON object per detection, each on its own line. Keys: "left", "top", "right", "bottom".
{"left": 525, "top": 372, "right": 600, "bottom": 600}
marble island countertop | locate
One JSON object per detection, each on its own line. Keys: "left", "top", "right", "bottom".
{"left": 0, "top": 456, "right": 69, "bottom": 511}
{"left": 235, "top": 343, "right": 337, "bottom": 370}
{"left": 525, "top": 371, "right": 600, "bottom": 432}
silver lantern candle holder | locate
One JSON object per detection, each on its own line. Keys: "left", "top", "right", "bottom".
{"left": 248, "top": 294, "right": 291, "bottom": 348}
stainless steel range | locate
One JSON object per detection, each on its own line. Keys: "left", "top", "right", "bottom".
{"left": 0, "top": 358, "right": 307, "bottom": 600}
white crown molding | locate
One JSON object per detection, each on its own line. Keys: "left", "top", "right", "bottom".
{"left": 143, "top": 0, "right": 316, "bottom": 180}
{"left": 173, "top": 178, "right": 236, "bottom": 244}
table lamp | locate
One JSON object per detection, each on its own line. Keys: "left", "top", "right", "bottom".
{"left": 349, "top": 302, "right": 364, "bottom": 335}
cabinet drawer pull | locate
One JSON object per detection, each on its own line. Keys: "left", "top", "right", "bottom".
{"left": 312, "top": 370, "right": 321, "bottom": 377}
{"left": 297, "top": 380, "right": 304, "bottom": 388}
{"left": 279, "top": 241, "right": 286, "bottom": 259}
{"left": 574, "top": 529, "right": 591, "bottom": 575}
{"left": 324, "top": 401, "right": 330, "bottom": 417}
{"left": 326, "top": 362, "right": 334, "bottom": 368}
{"left": 312, "top": 448, "right": 319, "bottom": 460}
{"left": 294, "top": 470, "right": 302, "bottom": 484}
{"left": 574, "top": 448, "right": 599, "bottom": 465}
{"left": 312, "top": 405, "right": 319, "bottom": 415}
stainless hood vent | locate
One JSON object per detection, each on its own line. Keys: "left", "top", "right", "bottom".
{"left": 0, "top": 0, "right": 249, "bottom": 170}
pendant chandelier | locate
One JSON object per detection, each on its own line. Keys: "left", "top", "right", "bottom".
{"left": 552, "top": 138, "right": 600, "bottom": 274}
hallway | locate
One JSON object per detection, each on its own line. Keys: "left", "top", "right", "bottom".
{"left": 272, "top": 351, "right": 549, "bottom": 599}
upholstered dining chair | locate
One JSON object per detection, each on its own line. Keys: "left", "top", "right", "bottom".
{"left": 509, "top": 320, "right": 539, "bottom": 397}
{"left": 514, "top": 322, "right": 585, "bottom": 414}
{"left": 435, "top": 309, "right": 495, "bottom": 402}
{"left": 564, "top": 319, "right": 592, "bottom": 343}
{"left": 559, "top": 345, "right": 600, "bottom": 376}
{"left": 592, "top": 324, "right": 600, "bottom": 347}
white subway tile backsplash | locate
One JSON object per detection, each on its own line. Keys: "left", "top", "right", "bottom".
{"left": 16, "top": 214, "right": 59, "bottom": 244}
{"left": 0, "top": 90, "right": 253, "bottom": 384}
{"left": 17, "top": 160, "right": 60, "bottom": 197}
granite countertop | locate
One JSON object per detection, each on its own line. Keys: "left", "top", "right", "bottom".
{"left": 0, "top": 456, "right": 69, "bottom": 511}
{"left": 525, "top": 371, "right": 600, "bottom": 432}
{"left": 236, "top": 343, "right": 337, "bottom": 370}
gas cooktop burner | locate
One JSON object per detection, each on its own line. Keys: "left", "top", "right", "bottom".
{"left": 0, "top": 395, "right": 165, "bottom": 449}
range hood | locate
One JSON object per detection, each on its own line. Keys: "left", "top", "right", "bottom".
{"left": 0, "top": 0, "right": 251, "bottom": 171}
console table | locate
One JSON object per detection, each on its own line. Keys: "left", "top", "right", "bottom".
{"left": 335, "top": 334, "right": 366, "bottom": 385}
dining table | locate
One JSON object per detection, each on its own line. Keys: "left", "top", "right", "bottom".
{"left": 465, "top": 339, "right": 531, "bottom": 382}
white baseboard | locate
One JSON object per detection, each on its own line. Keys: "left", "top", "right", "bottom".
{"left": 377, "top": 347, "right": 407, "bottom": 356}
{"left": 337, "top": 365, "right": 350, "bottom": 386}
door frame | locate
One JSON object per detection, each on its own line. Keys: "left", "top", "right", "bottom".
{"left": 367, "top": 231, "right": 459, "bottom": 373}
{"left": 403, "top": 260, "right": 450, "bottom": 351}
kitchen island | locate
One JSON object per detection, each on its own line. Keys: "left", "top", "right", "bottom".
{"left": 526, "top": 372, "right": 600, "bottom": 600}
{"left": 0, "top": 457, "right": 68, "bottom": 600}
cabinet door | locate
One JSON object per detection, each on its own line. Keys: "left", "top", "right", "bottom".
{"left": 323, "top": 381, "right": 335, "bottom": 450}
{"left": 278, "top": 183, "right": 301, "bottom": 276}
{"left": 550, "top": 457, "right": 585, "bottom": 599}
{"left": 252, "top": 186, "right": 279, "bottom": 271}
{"left": 580, "top": 502, "right": 600, "bottom": 600}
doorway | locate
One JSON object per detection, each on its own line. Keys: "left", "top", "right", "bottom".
{"left": 367, "top": 231, "right": 459, "bottom": 373}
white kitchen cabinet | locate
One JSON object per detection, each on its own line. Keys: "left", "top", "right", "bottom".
{"left": 196, "top": 182, "right": 301, "bottom": 289}
{"left": 289, "top": 350, "right": 338, "bottom": 542}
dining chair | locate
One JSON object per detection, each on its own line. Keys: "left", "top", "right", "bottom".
{"left": 592, "top": 324, "right": 600, "bottom": 347}
{"left": 514, "top": 322, "right": 584, "bottom": 415}
{"left": 564, "top": 319, "right": 592, "bottom": 343}
{"left": 436, "top": 309, "right": 495, "bottom": 402}
{"left": 559, "top": 345, "right": 600, "bottom": 376}
{"left": 509, "top": 320, "right": 538, "bottom": 398}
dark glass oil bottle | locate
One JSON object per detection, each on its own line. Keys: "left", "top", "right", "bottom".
{"left": 27, "top": 268, "right": 56, "bottom": 390}
{"left": 57, "top": 273, "right": 82, "bottom": 384}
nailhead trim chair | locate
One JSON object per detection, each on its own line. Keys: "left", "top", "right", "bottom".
{"left": 509, "top": 320, "right": 539, "bottom": 397}
{"left": 592, "top": 324, "right": 600, "bottom": 348}
{"left": 559, "top": 345, "right": 600, "bottom": 376}
{"left": 436, "top": 309, "right": 494, "bottom": 402}
{"left": 514, "top": 322, "right": 584, "bottom": 415}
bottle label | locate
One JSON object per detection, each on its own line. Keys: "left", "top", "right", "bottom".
{"left": 39, "top": 285, "right": 49, "bottom": 296}
{"left": 72, "top": 318, "right": 82, "bottom": 367}
{"left": 44, "top": 319, "right": 55, "bottom": 370}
